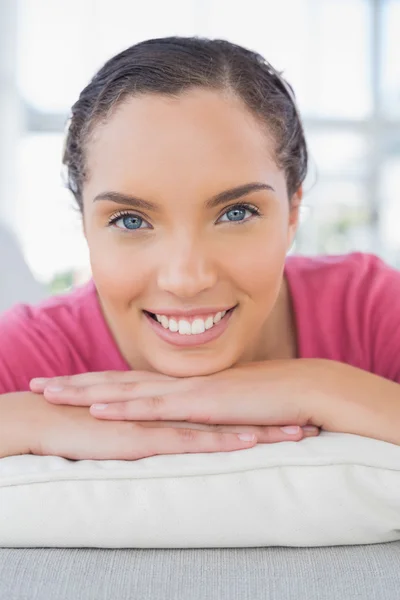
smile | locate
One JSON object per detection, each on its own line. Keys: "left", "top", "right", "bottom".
{"left": 143, "top": 307, "right": 237, "bottom": 347}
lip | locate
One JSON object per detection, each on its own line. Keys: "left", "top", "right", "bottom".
{"left": 143, "top": 307, "right": 236, "bottom": 347}
{"left": 143, "top": 305, "right": 236, "bottom": 318}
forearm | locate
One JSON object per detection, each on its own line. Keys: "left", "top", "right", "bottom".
{"left": 0, "top": 392, "right": 37, "bottom": 458}
{"left": 305, "top": 359, "right": 400, "bottom": 445}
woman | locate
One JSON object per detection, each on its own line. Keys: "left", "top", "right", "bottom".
{"left": 1, "top": 37, "right": 400, "bottom": 461}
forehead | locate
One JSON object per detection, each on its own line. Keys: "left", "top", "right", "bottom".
{"left": 84, "top": 89, "right": 279, "bottom": 194}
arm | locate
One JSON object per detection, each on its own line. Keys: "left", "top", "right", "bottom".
{"left": 306, "top": 359, "right": 400, "bottom": 446}
{"left": 0, "top": 392, "right": 36, "bottom": 458}
{"left": 302, "top": 256, "right": 400, "bottom": 445}
{"left": 29, "top": 358, "right": 398, "bottom": 446}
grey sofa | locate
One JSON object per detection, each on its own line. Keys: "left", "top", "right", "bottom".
{"left": 1, "top": 542, "right": 399, "bottom": 599}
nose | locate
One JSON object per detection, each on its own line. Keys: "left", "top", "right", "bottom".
{"left": 156, "top": 234, "right": 217, "bottom": 298}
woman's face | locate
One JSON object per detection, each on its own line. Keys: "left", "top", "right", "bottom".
{"left": 82, "top": 88, "right": 301, "bottom": 377}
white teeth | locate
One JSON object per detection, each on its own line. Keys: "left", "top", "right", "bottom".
{"left": 169, "top": 318, "right": 179, "bottom": 333}
{"left": 153, "top": 309, "right": 231, "bottom": 335}
{"left": 191, "top": 319, "right": 205, "bottom": 334}
{"left": 160, "top": 315, "right": 169, "bottom": 329}
{"left": 204, "top": 316, "right": 214, "bottom": 330}
{"left": 178, "top": 320, "right": 191, "bottom": 335}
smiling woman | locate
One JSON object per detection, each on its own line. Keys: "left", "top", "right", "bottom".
{"left": 82, "top": 89, "right": 299, "bottom": 376}
{"left": 1, "top": 36, "right": 400, "bottom": 462}
{"left": 63, "top": 38, "right": 306, "bottom": 378}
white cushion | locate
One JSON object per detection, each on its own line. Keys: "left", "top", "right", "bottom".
{"left": 1, "top": 432, "right": 399, "bottom": 548}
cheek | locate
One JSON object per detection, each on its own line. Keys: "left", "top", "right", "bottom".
{"left": 222, "top": 225, "right": 288, "bottom": 298}
{"left": 88, "top": 233, "right": 150, "bottom": 307}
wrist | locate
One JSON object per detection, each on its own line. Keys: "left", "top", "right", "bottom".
{"left": 0, "top": 392, "right": 40, "bottom": 458}
{"left": 292, "top": 359, "right": 343, "bottom": 428}
{"left": 307, "top": 360, "right": 400, "bottom": 445}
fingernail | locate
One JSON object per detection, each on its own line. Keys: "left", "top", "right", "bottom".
{"left": 91, "top": 404, "right": 109, "bottom": 410}
{"left": 237, "top": 433, "right": 256, "bottom": 442}
{"left": 280, "top": 426, "right": 300, "bottom": 435}
{"left": 30, "top": 378, "right": 49, "bottom": 386}
{"left": 45, "top": 385, "right": 64, "bottom": 393}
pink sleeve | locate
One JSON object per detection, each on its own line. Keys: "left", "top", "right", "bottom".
{"left": 0, "top": 304, "right": 74, "bottom": 394}
{"left": 361, "top": 255, "right": 400, "bottom": 384}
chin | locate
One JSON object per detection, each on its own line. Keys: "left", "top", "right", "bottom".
{"left": 148, "top": 355, "right": 236, "bottom": 378}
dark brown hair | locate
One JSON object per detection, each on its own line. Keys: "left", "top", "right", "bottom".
{"left": 63, "top": 36, "right": 308, "bottom": 210}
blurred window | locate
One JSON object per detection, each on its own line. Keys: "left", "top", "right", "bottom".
{"left": 16, "top": 134, "right": 89, "bottom": 282}
{"left": 17, "top": 0, "right": 197, "bottom": 113}
{"left": 7, "top": 0, "right": 400, "bottom": 287}
{"left": 381, "top": 0, "right": 400, "bottom": 118}
{"left": 209, "top": 0, "right": 372, "bottom": 119}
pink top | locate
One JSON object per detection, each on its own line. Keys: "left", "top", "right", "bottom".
{"left": 1, "top": 252, "right": 400, "bottom": 394}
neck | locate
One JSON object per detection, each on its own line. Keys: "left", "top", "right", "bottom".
{"left": 252, "top": 275, "right": 298, "bottom": 362}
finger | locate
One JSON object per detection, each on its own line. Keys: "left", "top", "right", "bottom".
{"left": 302, "top": 426, "right": 321, "bottom": 437}
{"left": 206, "top": 424, "right": 320, "bottom": 443}
{"left": 132, "top": 423, "right": 258, "bottom": 457}
{"left": 89, "top": 391, "right": 239, "bottom": 423}
{"left": 142, "top": 422, "right": 320, "bottom": 442}
{"left": 90, "top": 396, "right": 182, "bottom": 418}
{"left": 89, "top": 400, "right": 321, "bottom": 440}
{"left": 139, "top": 421, "right": 320, "bottom": 442}
{"left": 30, "top": 370, "right": 176, "bottom": 392}
{"left": 43, "top": 380, "right": 194, "bottom": 406}
{"left": 255, "top": 425, "right": 320, "bottom": 443}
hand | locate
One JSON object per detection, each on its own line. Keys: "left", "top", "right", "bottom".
{"left": 30, "top": 362, "right": 321, "bottom": 444}
{"left": 22, "top": 392, "right": 270, "bottom": 460}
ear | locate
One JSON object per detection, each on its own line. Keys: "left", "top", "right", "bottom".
{"left": 287, "top": 186, "right": 303, "bottom": 250}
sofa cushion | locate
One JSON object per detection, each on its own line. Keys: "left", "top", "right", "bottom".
{"left": 0, "top": 432, "right": 399, "bottom": 548}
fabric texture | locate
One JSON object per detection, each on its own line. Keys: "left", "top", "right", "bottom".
{"left": 1, "top": 251, "right": 400, "bottom": 394}
{"left": 1, "top": 543, "right": 400, "bottom": 600}
{"left": 1, "top": 432, "right": 400, "bottom": 548}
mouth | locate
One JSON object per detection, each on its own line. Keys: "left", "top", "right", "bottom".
{"left": 143, "top": 306, "right": 237, "bottom": 347}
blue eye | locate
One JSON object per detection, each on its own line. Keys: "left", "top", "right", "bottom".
{"left": 218, "top": 203, "right": 260, "bottom": 223}
{"left": 108, "top": 212, "right": 150, "bottom": 230}
{"left": 108, "top": 203, "right": 261, "bottom": 231}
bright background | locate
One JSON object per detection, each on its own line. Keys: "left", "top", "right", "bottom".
{"left": 1, "top": 0, "right": 400, "bottom": 292}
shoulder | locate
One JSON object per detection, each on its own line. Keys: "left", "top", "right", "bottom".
{"left": 286, "top": 252, "right": 400, "bottom": 380}
{"left": 285, "top": 250, "right": 386, "bottom": 278}
{"left": 0, "top": 280, "right": 102, "bottom": 392}
{"left": 285, "top": 251, "right": 399, "bottom": 301}
{"left": 1, "top": 279, "right": 98, "bottom": 339}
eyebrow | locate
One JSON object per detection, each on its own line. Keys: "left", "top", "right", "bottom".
{"left": 93, "top": 182, "right": 275, "bottom": 212}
